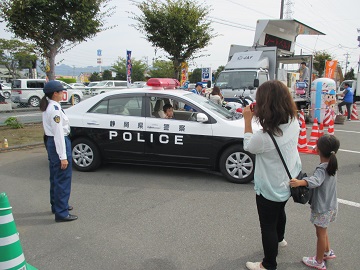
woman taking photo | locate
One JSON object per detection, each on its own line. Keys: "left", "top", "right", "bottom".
{"left": 40, "top": 80, "right": 77, "bottom": 222}
{"left": 243, "top": 80, "right": 302, "bottom": 270}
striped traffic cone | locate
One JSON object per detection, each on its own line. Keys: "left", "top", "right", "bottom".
{"left": 298, "top": 109, "right": 305, "bottom": 126}
{"left": 328, "top": 118, "right": 335, "bottom": 135}
{"left": 318, "top": 122, "right": 324, "bottom": 138}
{"left": 307, "top": 118, "right": 319, "bottom": 147}
{"left": 297, "top": 120, "right": 312, "bottom": 153}
{"left": 0, "top": 193, "right": 37, "bottom": 270}
{"left": 323, "top": 108, "right": 331, "bottom": 127}
{"left": 351, "top": 103, "right": 359, "bottom": 120}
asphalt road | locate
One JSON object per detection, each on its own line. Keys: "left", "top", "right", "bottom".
{"left": 0, "top": 121, "right": 359, "bottom": 270}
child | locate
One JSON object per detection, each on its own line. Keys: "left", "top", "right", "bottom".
{"left": 290, "top": 134, "right": 340, "bottom": 270}
{"left": 163, "top": 103, "right": 174, "bottom": 119}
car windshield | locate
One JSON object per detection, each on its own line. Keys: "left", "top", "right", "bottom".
{"left": 183, "top": 93, "right": 235, "bottom": 120}
{"left": 96, "top": 81, "right": 108, "bottom": 86}
{"left": 87, "top": 82, "right": 98, "bottom": 87}
{"left": 216, "top": 71, "right": 257, "bottom": 89}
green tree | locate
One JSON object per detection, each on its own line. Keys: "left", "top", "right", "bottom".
{"left": 0, "top": 38, "right": 36, "bottom": 79}
{"left": 188, "top": 68, "right": 202, "bottom": 83}
{"left": 102, "top": 69, "right": 113, "bottom": 80}
{"left": 344, "top": 67, "right": 355, "bottom": 80}
{"left": 0, "top": 0, "right": 115, "bottom": 80}
{"left": 89, "top": 72, "right": 102, "bottom": 82}
{"left": 112, "top": 57, "right": 147, "bottom": 81}
{"left": 132, "top": 0, "right": 217, "bottom": 80}
{"left": 149, "top": 60, "right": 174, "bottom": 78}
{"left": 214, "top": 65, "right": 225, "bottom": 81}
{"left": 313, "top": 51, "right": 332, "bottom": 77}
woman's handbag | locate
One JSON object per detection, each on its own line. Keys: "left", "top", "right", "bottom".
{"left": 268, "top": 133, "right": 310, "bottom": 204}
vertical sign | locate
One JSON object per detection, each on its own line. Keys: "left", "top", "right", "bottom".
{"left": 325, "top": 60, "right": 337, "bottom": 79}
{"left": 180, "top": 62, "right": 188, "bottom": 87}
{"left": 201, "top": 67, "right": 212, "bottom": 82}
{"left": 126, "top": 50, "right": 132, "bottom": 88}
{"left": 97, "top": 49, "right": 102, "bottom": 72}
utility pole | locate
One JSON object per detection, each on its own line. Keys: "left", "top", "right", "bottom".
{"left": 280, "top": 0, "right": 284, "bottom": 19}
{"left": 344, "top": 52, "right": 350, "bottom": 75}
{"left": 357, "top": 28, "right": 360, "bottom": 72}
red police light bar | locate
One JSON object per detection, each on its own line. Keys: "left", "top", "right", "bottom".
{"left": 147, "top": 78, "right": 180, "bottom": 89}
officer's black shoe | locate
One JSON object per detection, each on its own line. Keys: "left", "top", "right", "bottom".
{"left": 52, "top": 205, "right": 73, "bottom": 214}
{"left": 55, "top": 214, "right": 78, "bottom": 222}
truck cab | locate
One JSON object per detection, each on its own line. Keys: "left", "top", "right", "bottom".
{"left": 337, "top": 73, "right": 360, "bottom": 102}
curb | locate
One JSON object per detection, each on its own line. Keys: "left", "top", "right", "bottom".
{"left": 0, "top": 142, "right": 44, "bottom": 153}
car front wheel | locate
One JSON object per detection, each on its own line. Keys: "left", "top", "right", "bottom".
{"left": 69, "top": 94, "right": 80, "bottom": 105}
{"left": 219, "top": 145, "right": 255, "bottom": 184}
{"left": 72, "top": 138, "right": 101, "bottom": 171}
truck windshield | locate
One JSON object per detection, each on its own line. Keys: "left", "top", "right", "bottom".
{"left": 216, "top": 71, "right": 257, "bottom": 89}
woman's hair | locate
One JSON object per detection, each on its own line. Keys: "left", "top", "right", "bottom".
{"left": 317, "top": 134, "right": 340, "bottom": 176}
{"left": 211, "top": 86, "right": 222, "bottom": 96}
{"left": 40, "top": 92, "right": 55, "bottom": 112}
{"left": 254, "top": 80, "right": 297, "bottom": 136}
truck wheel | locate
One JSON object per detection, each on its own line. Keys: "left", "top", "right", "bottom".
{"left": 72, "top": 138, "right": 101, "bottom": 172}
{"left": 219, "top": 145, "right": 255, "bottom": 184}
{"left": 3, "top": 92, "right": 10, "bottom": 99}
{"left": 28, "top": 96, "right": 41, "bottom": 107}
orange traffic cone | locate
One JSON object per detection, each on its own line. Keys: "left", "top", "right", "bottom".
{"left": 328, "top": 118, "right": 335, "bottom": 135}
{"left": 307, "top": 118, "right": 319, "bottom": 147}
{"left": 297, "top": 120, "right": 308, "bottom": 152}
{"left": 298, "top": 109, "right": 305, "bottom": 126}
{"left": 323, "top": 108, "right": 331, "bottom": 127}
{"left": 319, "top": 122, "right": 324, "bottom": 138}
{"left": 351, "top": 103, "right": 359, "bottom": 120}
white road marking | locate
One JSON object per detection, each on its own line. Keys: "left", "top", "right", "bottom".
{"left": 335, "top": 129, "right": 360, "bottom": 134}
{"left": 338, "top": 149, "right": 360, "bottom": 154}
{"left": 338, "top": 198, "right": 360, "bottom": 208}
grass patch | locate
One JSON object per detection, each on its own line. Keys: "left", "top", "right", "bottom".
{"left": 0, "top": 123, "right": 44, "bottom": 148}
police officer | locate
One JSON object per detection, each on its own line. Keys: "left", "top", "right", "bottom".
{"left": 40, "top": 80, "right": 78, "bottom": 222}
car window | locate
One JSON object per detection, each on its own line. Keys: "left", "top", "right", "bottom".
{"left": 114, "top": 82, "right": 127, "bottom": 87}
{"left": 148, "top": 95, "right": 200, "bottom": 121}
{"left": 27, "top": 81, "right": 45, "bottom": 88}
{"left": 89, "top": 96, "right": 143, "bottom": 116}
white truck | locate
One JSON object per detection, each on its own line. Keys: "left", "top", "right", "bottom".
{"left": 337, "top": 72, "right": 360, "bottom": 102}
{"left": 215, "top": 19, "right": 325, "bottom": 110}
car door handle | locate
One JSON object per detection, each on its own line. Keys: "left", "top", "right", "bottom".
{"left": 147, "top": 124, "right": 160, "bottom": 129}
{"left": 87, "top": 121, "right": 99, "bottom": 125}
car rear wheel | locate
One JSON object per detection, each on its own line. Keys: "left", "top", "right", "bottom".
{"left": 72, "top": 138, "right": 101, "bottom": 171}
{"left": 69, "top": 94, "right": 80, "bottom": 105}
{"left": 219, "top": 145, "right": 255, "bottom": 184}
{"left": 28, "top": 96, "right": 40, "bottom": 107}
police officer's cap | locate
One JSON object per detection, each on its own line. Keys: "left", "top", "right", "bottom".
{"left": 195, "top": 82, "right": 203, "bottom": 88}
{"left": 43, "top": 80, "right": 66, "bottom": 94}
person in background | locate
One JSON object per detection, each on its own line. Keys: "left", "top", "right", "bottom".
{"left": 0, "top": 83, "right": 5, "bottom": 103}
{"left": 163, "top": 103, "right": 174, "bottom": 119}
{"left": 243, "top": 80, "right": 301, "bottom": 270}
{"left": 337, "top": 82, "right": 353, "bottom": 121}
{"left": 184, "top": 82, "right": 203, "bottom": 111}
{"left": 40, "top": 80, "right": 78, "bottom": 222}
{"left": 290, "top": 134, "right": 339, "bottom": 270}
{"left": 208, "top": 86, "right": 223, "bottom": 105}
{"left": 300, "top": 62, "right": 310, "bottom": 83}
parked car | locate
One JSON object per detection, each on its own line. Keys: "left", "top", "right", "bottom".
{"left": 66, "top": 78, "right": 260, "bottom": 184}
{"left": 90, "top": 80, "right": 128, "bottom": 96}
{"left": 83, "top": 81, "right": 100, "bottom": 95}
{"left": 11, "top": 79, "right": 83, "bottom": 107}
{"left": 69, "top": 83, "right": 86, "bottom": 88}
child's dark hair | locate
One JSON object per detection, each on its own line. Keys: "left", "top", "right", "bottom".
{"left": 317, "top": 134, "right": 340, "bottom": 176}
{"left": 163, "top": 103, "right": 173, "bottom": 113}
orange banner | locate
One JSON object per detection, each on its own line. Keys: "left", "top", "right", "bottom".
{"left": 180, "top": 62, "right": 188, "bottom": 87}
{"left": 325, "top": 60, "right": 338, "bottom": 79}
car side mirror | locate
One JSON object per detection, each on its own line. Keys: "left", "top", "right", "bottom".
{"left": 196, "top": 113, "right": 208, "bottom": 123}
{"left": 253, "top": 79, "right": 259, "bottom": 88}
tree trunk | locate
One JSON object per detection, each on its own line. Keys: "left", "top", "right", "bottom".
{"left": 46, "top": 48, "right": 57, "bottom": 80}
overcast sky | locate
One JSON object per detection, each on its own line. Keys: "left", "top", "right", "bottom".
{"left": 1, "top": 0, "right": 360, "bottom": 74}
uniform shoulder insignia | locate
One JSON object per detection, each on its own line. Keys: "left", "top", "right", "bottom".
{"left": 53, "top": 115, "right": 61, "bottom": 123}
{"left": 54, "top": 105, "right": 59, "bottom": 110}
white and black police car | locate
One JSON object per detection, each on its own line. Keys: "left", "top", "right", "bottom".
{"left": 65, "top": 78, "right": 261, "bottom": 184}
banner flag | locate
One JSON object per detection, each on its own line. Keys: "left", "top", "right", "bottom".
{"left": 126, "top": 50, "right": 132, "bottom": 87}
{"left": 325, "top": 60, "right": 337, "bottom": 79}
{"left": 180, "top": 62, "right": 188, "bottom": 87}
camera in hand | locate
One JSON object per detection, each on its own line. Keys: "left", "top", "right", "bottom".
{"left": 250, "top": 102, "right": 256, "bottom": 112}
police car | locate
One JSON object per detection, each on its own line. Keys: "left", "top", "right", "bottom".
{"left": 65, "top": 78, "right": 260, "bottom": 184}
